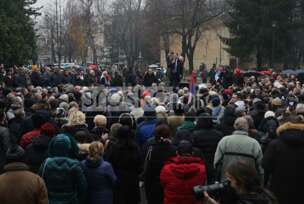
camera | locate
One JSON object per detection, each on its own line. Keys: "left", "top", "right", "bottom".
{"left": 193, "top": 180, "right": 230, "bottom": 200}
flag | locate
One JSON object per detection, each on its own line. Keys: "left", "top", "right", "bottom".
{"left": 188, "top": 71, "right": 196, "bottom": 105}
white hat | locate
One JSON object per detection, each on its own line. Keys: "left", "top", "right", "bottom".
{"left": 155, "top": 105, "right": 167, "bottom": 113}
{"left": 235, "top": 100, "right": 246, "bottom": 113}
{"left": 264, "top": 111, "right": 275, "bottom": 119}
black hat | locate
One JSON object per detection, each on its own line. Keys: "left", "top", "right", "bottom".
{"left": 177, "top": 140, "right": 193, "bottom": 155}
{"left": 6, "top": 145, "right": 25, "bottom": 163}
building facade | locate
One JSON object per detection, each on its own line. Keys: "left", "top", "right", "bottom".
{"left": 160, "top": 20, "right": 231, "bottom": 71}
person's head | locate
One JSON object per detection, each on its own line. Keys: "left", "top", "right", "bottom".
{"left": 116, "top": 125, "right": 134, "bottom": 140}
{"left": 196, "top": 112, "right": 213, "bottom": 129}
{"left": 233, "top": 117, "right": 249, "bottom": 132}
{"left": 155, "top": 124, "right": 171, "bottom": 143}
{"left": 244, "top": 115, "right": 255, "bottom": 130}
{"left": 177, "top": 140, "right": 193, "bottom": 156}
{"left": 67, "top": 110, "right": 86, "bottom": 126}
{"left": 6, "top": 145, "right": 25, "bottom": 163}
{"left": 144, "top": 106, "right": 156, "bottom": 120}
{"left": 109, "top": 123, "right": 122, "bottom": 138}
{"left": 88, "top": 141, "right": 104, "bottom": 161}
{"left": 119, "top": 113, "right": 135, "bottom": 129}
{"left": 41, "top": 122, "right": 57, "bottom": 138}
{"left": 94, "top": 115, "right": 107, "bottom": 128}
{"left": 184, "top": 108, "right": 196, "bottom": 122}
{"left": 48, "top": 134, "right": 73, "bottom": 157}
{"left": 225, "top": 160, "right": 261, "bottom": 194}
{"left": 32, "top": 114, "right": 46, "bottom": 129}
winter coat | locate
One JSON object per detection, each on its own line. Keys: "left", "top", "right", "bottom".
{"left": 143, "top": 73, "right": 156, "bottom": 87}
{"left": 263, "top": 122, "right": 304, "bottom": 204}
{"left": 82, "top": 158, "right": 117, "bottom": 204}
{"left": 192, "top": 127, "right": 223, "bottom": 183}
{"left": 144, "top": 142, "right": 177, "bottom": 204}
{"left": 160, "top": 156, "right": 206, "bottom": 204}
{"left": 0, "top": 126, "right": 11, "bottom": 171}
{"left": 39, "top": 134, "right": 87, "bottom": 204}
{"left": 104, "top": 141, "right": 142, "bottom": 204}
{"left": 214, "top": 131, "right": 264, "bottom": 182}
{"left": 0, "top": 162, "right": 48, "bottom": 204}
{"left": 25, "top": 134, "right": 51, "bottom": 173}
{"left": 219, "top": 105, "right": 237, "bottom": 136}
{"left": 236, "top": 189, "right": 277, "bottom": 204}
{"left": 136, "top": 120, "right": 157, "bottom": 147}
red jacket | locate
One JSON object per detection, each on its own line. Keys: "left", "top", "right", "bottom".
{"left": 20, "top": 129, "right": 41, "bottom": 149}
{"left": 160, "top": 156, "right": 206, "bottom": 204}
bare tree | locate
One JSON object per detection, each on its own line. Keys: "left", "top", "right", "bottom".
{"left": 147, "top": 0, "right": 225, "bottom": 72}
{"left": 109, "top": 0, "right": 143, "bottom": 70}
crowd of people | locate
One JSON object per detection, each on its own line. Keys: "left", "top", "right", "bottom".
{"left": 0, "top": 63, "right": 304, "bottom": 204}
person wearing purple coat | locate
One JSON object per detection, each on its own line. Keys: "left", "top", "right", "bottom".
{"left": 82, "top": 142, "right": 117, "bottom": 204}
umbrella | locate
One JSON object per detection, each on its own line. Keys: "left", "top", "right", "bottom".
{"left": 149, "top": 64, "right": 159, "bottom": 68}
{"left": 282, "top": 69, "right": 297, "bottom": 75}
{"left": 242, "top": 71, "right": 262, "bottom": 77}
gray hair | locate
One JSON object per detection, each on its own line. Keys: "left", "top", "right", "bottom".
{"left": 234, "top": 117, "right": 249, "bottom": 132}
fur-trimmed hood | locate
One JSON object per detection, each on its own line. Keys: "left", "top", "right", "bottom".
{"left": 277, "top": 122, "right": 304, "bottom": 136}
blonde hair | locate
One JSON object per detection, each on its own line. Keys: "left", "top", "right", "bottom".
{"left": 89, "top": 142, "right": 104, "bottom": 161}
{"left": 68, "top": 110, "right": 86, "bottom": 126}
{"left": 94, "top": 115, "right": 107, "bottom": 127}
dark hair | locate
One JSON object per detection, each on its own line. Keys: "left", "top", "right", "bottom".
{"left": 116, "top": 125, "right": 136, "bottom": 147}
{"left": 177, "top": 140, "right": 193, "bottom": 155}
{"left": 225, "top": 160, "right": 261, "bottom": 192}
{"left": 196, "top": 113, "right": 213, "bottom": 129}
{"left": 185, "top": 109, "right": 196, "bottom": 122}
{"left": 155, "top": 124, "right": 171, "bottom": 142}
{"left": 32, "top": 114, "right": 45, "bottom": 129}
{"left": 119, "top": 113, "right": 136, "bottom": 129}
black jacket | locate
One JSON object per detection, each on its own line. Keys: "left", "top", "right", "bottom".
{"left": 104, "top": 140, "right": 142, "bottom": 204}
{"left": 144, "top": 142, "right": 176, "bottom": 204}
{"left": 263, "top": 122, "right": 304, "bottom": 204}
{"left": 192, "top": 128, "right": 223, "bottom": 183}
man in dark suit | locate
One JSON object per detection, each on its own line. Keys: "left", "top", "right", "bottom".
{"left": 168, "top": 53, "right": 183, "bottom": 87}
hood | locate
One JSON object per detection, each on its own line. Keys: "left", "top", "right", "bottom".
{"left": 168, "top": 156, "right": 204, "bottom": 179}
{"left": 48, "top": 134, "right": 72, "bottom": 157}
{"left": 277, "top": 122, "right": 304, "bottom": 136}
{"left": 277, "top": 122, "right": 304, "bottom": 145}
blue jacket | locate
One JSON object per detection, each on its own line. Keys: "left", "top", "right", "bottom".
{"left": 136, "top": 120, "right": 157, "bottom": 146}
{"left": 82, "top": 158, "right": 117, "bottom": 204}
